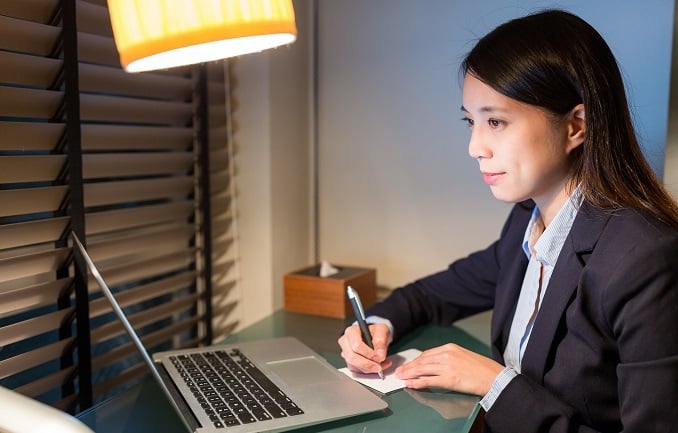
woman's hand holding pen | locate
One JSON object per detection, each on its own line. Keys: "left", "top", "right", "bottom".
{"left": 338, "top": 323, "right": 392, "bottom": 375}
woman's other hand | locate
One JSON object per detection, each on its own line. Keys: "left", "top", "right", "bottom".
{"left": 396, "top": 343, "right": 504, "bottom": 396}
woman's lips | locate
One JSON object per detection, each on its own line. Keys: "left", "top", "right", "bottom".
{"left": 482, "top": 172, "right": 504, "bottom": 185}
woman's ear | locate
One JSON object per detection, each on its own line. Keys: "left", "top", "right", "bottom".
{"left": 567, "top": 103, "right": 586, "bottom": 153}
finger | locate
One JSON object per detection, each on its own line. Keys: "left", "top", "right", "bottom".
{"left": 403, "top": 375, "right": 442, "bottom": 390}
{"left": 401, "top": 343, "right": 464, "bottom": 369}
{"left": 380, "top": 359, "right": 394, "bottom": 371}
{"left": 415, "top": 343, "right": 460, "bottom": 359}
{"left": 344, "top": 325, "right": 384, "bottom": 360}
{"left": 396, "top": 359, "right": 445, "bottom": 380}
{"left": 368, "top": 324, "right": 390, "bottom": 361}
{"left": 340, "top": 348, "right": 388, "bottom": 375}
{"left": 338, "top": 326, "right": 384, "bottom": 374}
{"left": 394, "top": 345, "right": 461, "bottom": 379}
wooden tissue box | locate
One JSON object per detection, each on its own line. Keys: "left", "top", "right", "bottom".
{"left": 283, "top": 264, "right": 377, "bottom": 318}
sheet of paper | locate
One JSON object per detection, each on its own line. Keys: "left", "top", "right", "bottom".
{"left": 338, "top": 348, "right": 422, "bottom": 394}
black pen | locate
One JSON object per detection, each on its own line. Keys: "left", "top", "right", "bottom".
{"left": 347, "top": 285, "right": 384, "bottom": 379}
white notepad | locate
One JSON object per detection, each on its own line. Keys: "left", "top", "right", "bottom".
{"left": 338, "top": 348, "right": 422, "bottom": 394}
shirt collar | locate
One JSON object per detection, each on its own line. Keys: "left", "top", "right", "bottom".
{"left": 522, "top": 186, "right": 583, "bottom": 265}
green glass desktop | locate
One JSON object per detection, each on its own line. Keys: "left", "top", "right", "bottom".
{"left": 77, "top": 310, "right": 489, "bottom": 433}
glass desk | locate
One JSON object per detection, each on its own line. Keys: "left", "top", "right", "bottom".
{"left": 77, "top": 310, "right": 489, "bottom": 433}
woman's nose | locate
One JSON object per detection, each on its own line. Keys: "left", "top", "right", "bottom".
{"left": 468, "top": 130, "right": 491, "bottom": 160}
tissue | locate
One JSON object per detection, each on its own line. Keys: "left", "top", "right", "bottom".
{"left": 319, "top": 260, "right": 339, "bottom": 277}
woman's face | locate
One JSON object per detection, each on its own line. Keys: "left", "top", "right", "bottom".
{"left": 461, "top": 73, "right": 584, "bottom": 221}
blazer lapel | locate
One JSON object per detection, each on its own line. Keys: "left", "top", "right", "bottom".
{"left": 491, "top": 251, "right": 528, "bottom": 361}
{"left": 520, "top": 202, "right": 610, "bottom": 382}
{"left": 487, "top": 201, "right": 536, "bottom": 362}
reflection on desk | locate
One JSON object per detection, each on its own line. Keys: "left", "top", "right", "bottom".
{"left": 77, "top": 310, "right": 490, "bottom": 433}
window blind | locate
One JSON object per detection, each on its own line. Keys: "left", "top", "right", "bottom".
{"left": 0, "top": 0, "right": 239, "bottom": 413}
{"left": 0, "top": 0, "right": 81, "bottom": 412}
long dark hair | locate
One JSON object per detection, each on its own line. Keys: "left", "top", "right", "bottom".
{"left": 461, "top": 9, "right": 678, "bottom": 228}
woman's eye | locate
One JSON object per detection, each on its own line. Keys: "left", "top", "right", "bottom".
{"left": 488, "top": 119, "right": 503, "bottom": 128}
{"left": 461, "top": 117, "right": 474, "bottom": 128}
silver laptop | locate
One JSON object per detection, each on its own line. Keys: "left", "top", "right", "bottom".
{"left": 72, "top": 233, "right": 387, "bottom": 432}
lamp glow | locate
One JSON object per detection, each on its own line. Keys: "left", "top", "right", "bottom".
{"left": 107, "top": 0, "right": 297, "bottom": 73}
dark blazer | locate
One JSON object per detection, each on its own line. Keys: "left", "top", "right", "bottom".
{"left": 366, "top": 200, "right": 678, "bottom": 432}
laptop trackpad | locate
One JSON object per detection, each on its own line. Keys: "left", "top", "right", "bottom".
{"left": 267, "top": 357, "right": 340, "bottom": 386}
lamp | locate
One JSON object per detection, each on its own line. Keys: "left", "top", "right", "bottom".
{"left": 106, "top": 0, "right": 297, "bottom": 73}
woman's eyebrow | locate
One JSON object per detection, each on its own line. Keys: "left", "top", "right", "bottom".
{"left": 460, "top": 105, "right": 508, "bottom": 114}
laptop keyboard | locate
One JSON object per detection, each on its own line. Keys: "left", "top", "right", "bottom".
{"left": 170, "top": 349, "right": 304, "bottom": 429}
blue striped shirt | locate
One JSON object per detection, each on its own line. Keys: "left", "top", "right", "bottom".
{"left": 480, "top": 188, "right": 582, "bottom": 410}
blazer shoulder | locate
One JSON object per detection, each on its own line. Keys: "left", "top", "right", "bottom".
{"left": 577, "top": 202, "right": 677, "bottom": 238}
{"left": 604, "top": 207, "right": 678, "bottom": 241}
{"left": 576, "top": 204, "right": 678, "bottom": 265}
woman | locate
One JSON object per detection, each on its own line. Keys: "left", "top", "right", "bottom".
{"left": 338, "top": 9, "right": 678, "bottom": 433}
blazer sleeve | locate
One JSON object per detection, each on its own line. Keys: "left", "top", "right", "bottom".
{"left": 600, "top": 224, "right": 678, "bottom": 432}
{"left": 365, "top": 201, "right": 532, "bottom": 340}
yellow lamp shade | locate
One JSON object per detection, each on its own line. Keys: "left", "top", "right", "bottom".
{"left": 107, "top": 0, "right": 297, "bottom": 72}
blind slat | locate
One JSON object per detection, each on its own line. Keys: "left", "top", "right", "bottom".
{"left": 0, "top": 155, "right": 66, "bottom": 183}
{"left": 0, "top": 216, "right": 69, "bottom": 250}
{"left": 209, "top": 106, "right": 227, "bottom": 127}
{"left": 89, "top": 271, "right": 196, "bottom": 318}
{"left": 91, "top": 319, "right": 197, "bottom": 372}
{"left": 212, "top": 260, "right": 235, "bottom": 275}
{"left": 86, "top": 202, "right": 194, "bottom": 235}
{"left": 211, "top": 216, "right": 232, "bottom": 239}
{"left": 212, "top": 281, "right": 237, "bottom": 300}
{"left": 0, "top": 248, "right": 70, "bottom": 283}
{"left": 87, "top": 250, "right": 196, "bottom": 290}
{"left": 210, "top": 151, "right": 229, "bottom": 173}
{"left": 79, "top": 63, "right": 193, "bottom": 101}
{"left": 0, "top": 278, "right": 72, "bottom": 316}
{"left": 0, "top": 51, "right": 62, "bottom": 88}
{"left": 87, "top": 225, "right": 195, "bottom": 262}
{"left": 0, "top": 337, "right": 74, "bottom": 379}
{"left": 212, "top": 238, "right": 234, "bottom": 258}
{"left": 212, "top": 260, "right": 235, "bottom": 278}
{"left": 211, "top": 173, "right": 230, "bottom": 194}
{"left": 0, "top": 307, "right": 74, "bottom": 346}
{"left": 75, "top": 0, "right": 112, "bottom": 37}
{"left": 212, "top": 301, "right": 238, "bottom": 319}
{"left": 0, "top": 87, "right": 62, "bottom": 119}
{"left": 80, "top": 124, "right": 192, "bottom": 151}
{"left": 83, "top": 152, "right": 194, "bottom": 179}
{"left": 79, "top": 93, "right": 193, "bottom": 125}
{"left": 90, "top": 295, "right": 199, "bottom": 344}
{"left": 0, "top": 122, "right": 64, "bottom": 151}
{"left": 0, "top": 186, "right": 67, "bottom": 217}
{"left": 0, "top": 0, "right": 59, "bottom": 24}
{"left": 0, "top": 15, "right": 60, "bottom": 55}
{"left": 209, "top": 126, "right": 228, "bottom": 150}
{"left": 83, "top": 177, "right": 193, "bottom": 208}
{"left": 210, "top": 198, "right": 232, "bottom": 217}
{"left": 76, "top": 31, "right": 119, "bottom": 67}
{"left": 15, "top": 366, "right": 77, "bottom": 399}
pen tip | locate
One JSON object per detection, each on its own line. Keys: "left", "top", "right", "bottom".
{"left": 378, "top": 370, "right": 384, "bottom": 380}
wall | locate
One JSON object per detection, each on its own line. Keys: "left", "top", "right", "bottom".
{"left": 316, "top": 0, "right": 675, "bottom": 291}
{"left": 232, "top": 0, "right": 314, "bottom": 328}
{"left": 232, "top": 0, "right": 675, "bottom": 327}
